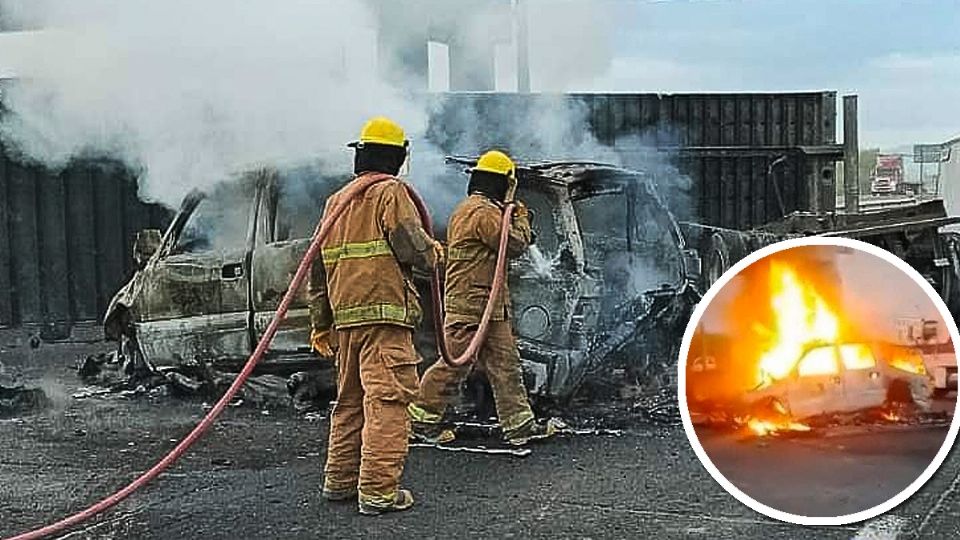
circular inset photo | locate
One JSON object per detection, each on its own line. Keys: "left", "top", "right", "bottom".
{"left": 679, "top": 237, "right": 960, "bottom": 525}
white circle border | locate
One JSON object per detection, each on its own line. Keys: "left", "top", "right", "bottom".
{"left": 677, "top": 236, "right": 960, "bottom": 526}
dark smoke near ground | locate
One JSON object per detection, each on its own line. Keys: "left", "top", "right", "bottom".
{"left": 0, "top": 361, "right": 49, "bottom": 417}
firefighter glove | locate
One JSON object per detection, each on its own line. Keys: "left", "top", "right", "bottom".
{"left": 310, "top": 328, "right": 335, "bottom": 358}
{"left": 513, "top": 201, "right": 529, "bottom": 221}
{"left": 432, "top": 240, "right": 446, "bottom": 268}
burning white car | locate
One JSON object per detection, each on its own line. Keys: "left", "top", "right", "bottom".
{"left": 745, "top": 342, "right": 933, "bottom": 419}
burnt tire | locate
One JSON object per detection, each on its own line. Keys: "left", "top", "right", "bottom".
{"left": 700, "top": 233, "right": 730, "bottom": 292}
{"left": 700, "top": 232, "right": 750, "bottom": 292}
{"left": 885, "top": 379, "right": 913, "bottom": 405}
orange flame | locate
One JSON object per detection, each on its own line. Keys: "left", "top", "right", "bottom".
{"left": 755, "top": 263, "right": 841, "bottom": 385}
{"left": 746, "top": 418, "right": 812, "bottom": 437}
{"left": 881, "top": 411, "right": 900, "bottom": 422}
{"left": 888, "top": 348, "right": 927, "bottom": 375}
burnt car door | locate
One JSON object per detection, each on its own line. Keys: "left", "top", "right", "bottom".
{"left": 131, "top": 184, "right": 257, "bottom": 367}
{"left": 249, "top": 172, "right": 329, "bottom": 363}
{"left": 509, "top": 179, "right": 597, "bottom": 397}
{"left": 835, "top": 343, "right": 888, "bottom": 410}
{"left": 784, "top": 345, "right": 846, "bottom": 417}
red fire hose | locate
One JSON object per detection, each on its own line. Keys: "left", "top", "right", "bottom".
{"left": 404, "top": 184, "right": 515, "bottom": 367}
{"left": 6, "top": 174, "right": 512, "bottom": 540}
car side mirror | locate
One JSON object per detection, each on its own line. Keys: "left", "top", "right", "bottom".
{"left": 682, "top": 249, "right": 702, "bottom": 284}
{"left": 134, "top": 228, "right": 162, "bottom": 269}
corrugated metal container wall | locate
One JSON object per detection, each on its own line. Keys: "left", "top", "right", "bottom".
{"left": 429, "top": 92, "right": 839, "bottom": 229}
{"left": 0, "top": 149, "right": 171, "bottom": 331}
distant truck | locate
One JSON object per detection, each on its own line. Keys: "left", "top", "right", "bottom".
{"left": 896, "top": 318, "right": 956, "bottom": 398}
{"left": 870, "top": 154, "right": 918, "bottom": 196}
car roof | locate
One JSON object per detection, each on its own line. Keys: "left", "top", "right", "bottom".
{"left": 444, "top": 156, "right": 649, "bottom": 190}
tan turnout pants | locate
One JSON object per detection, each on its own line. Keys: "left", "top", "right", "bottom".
{"left": 415, "top": 320, "right": 534, "bottom": 432}
{"left": 323, "top": 325, "right": 420, "bottom": 504}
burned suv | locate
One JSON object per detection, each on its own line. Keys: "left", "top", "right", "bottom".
{"left": 105, "top": 161, "right": 698, "bottom": 402}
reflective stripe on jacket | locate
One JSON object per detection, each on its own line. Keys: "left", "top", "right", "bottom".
{"left": 309, "top": 173, "right": 436, "bottom": 330}
{"left": 444, "top": 194, "right": 531, "bottom": 324}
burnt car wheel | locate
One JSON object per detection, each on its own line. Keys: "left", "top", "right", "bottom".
{"left": 701, "top": 233, "right": 730, "bottom": 291}
{"left": 885, "top": 378, "right": 914, "bottom": 405}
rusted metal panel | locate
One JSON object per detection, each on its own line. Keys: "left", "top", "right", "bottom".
{"left": 591, "top": 94, "right": 613, "bottom": 146}
{"left": 753, "top": 98, "right": 766, "bottom": 146}
{"left": 120, "top": 170, "right": 146, "bottom": 279}
{"left": 37, "top": 169, "right": 70, "bottom": 324}
{"left": 769, "top": 96, "right": 784, "bottom": 146}
{"left": 690, "top": 97, "right": 705, "bottom": 146}
{"left": 736, "top": 156, "right": 752, "bottom": 229}
{"left": 751, "top": 157, "right": 767, "bottom": 226}
{"left": 64, "top": 165, "right": 100, "bottom": 322}
{"left": 93, "top": 165, "right": 126, "bottom": 316}
{"left": 721, "top": 98, "right": 736, "bottom": 145}
{"left": 736, "top": 96, "right": 752, "bottom": 145}
{"left": 0, "top": 149, "right": 172, "bottom": 328}
{"left": 703, "top": 158, "right": 721, "bottom": 225}
{"left": 705, "top": 96, "right": 722, "bottom": 145}
{"left": 576, "top": 92, "right": 838, "bottom": 228}
{"left": 8, "top": 162, "right": 41, "bottom": 323}
{"left": 0, "top": 151, "right": 11, "bottom": 326}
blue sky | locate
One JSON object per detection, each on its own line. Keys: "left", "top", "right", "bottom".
{"left": 578, "top": 0, "right": 960, "bottom": 149}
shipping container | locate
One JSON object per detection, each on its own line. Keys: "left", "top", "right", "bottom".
{"left": 0, "top": 151, "right": 171, "bottom": 331}
{"left": 428, "top": 92, "right": 842, "bottom": 229}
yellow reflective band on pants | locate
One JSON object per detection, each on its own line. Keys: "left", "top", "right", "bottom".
{"left": 407, "top": 402, "right": 443, "bottom": 424}
{"left": 333, "top": 303, "right": 421, "bottom": 328}
{"left": 414, "top": 320, "right": 535, "bottom": 432}
{"left": 322, "top": 239, "right": 393, "bottom": 265}
{"left": 446, "top": 246, "right": 483, "bottom": 262}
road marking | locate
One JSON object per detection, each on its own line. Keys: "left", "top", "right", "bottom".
{"left": 915, "top": 465, "right": 960, "bottom": 536}
{"left": 57, "top": 508, "right": 145, "bottom": 539}
{"left": 470, "top": 491, "right": 860, "bottom": 530}
{"left": 852, "top": 515, "right": 906, "bottom": 540}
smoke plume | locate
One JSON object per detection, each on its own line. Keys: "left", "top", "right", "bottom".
{"left": 0, "top": 1, "right": 626, "bottom": 209}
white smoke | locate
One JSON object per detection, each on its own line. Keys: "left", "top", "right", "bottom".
{"left": 0, "top": 0, "right": 425, "bottom": 205}
{"left": 0, "top": 0, "right": 665, "bottom": 224}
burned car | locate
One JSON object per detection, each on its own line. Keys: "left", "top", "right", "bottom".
{"left": 104, "top": 161, "right": 698, "bottom": 403}
{"left": 745, "top": 342, "right": 933, "bottom": 419}
{"left": 481, "top": 159, "right": 701, "bottom": 399}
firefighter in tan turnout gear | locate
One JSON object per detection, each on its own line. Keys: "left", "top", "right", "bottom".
{"left": 308, "top": 116, "right": 441, "bottom": 515}
{"left": 408, "top": 150, "right": 558, "bottom": 446}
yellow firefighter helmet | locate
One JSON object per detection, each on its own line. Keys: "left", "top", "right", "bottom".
{"left": 349, "top": 116, "right": 408, "bottom": 148}
{"left": 473, "top": 150, "right": 518, "bottom": 201}
{"left": 474, "top": 150, "right": 516, "bottom": 180}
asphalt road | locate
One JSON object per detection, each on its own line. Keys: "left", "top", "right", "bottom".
{"left": 699, "top": 425, "right": 949, "bottom": 518}
{"left": 2, "top": 338, "right": 960, "bottom": 539}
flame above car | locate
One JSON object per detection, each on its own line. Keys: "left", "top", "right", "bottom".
{"left": 755, "top": 262, "right": 842, "bottom": 387}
